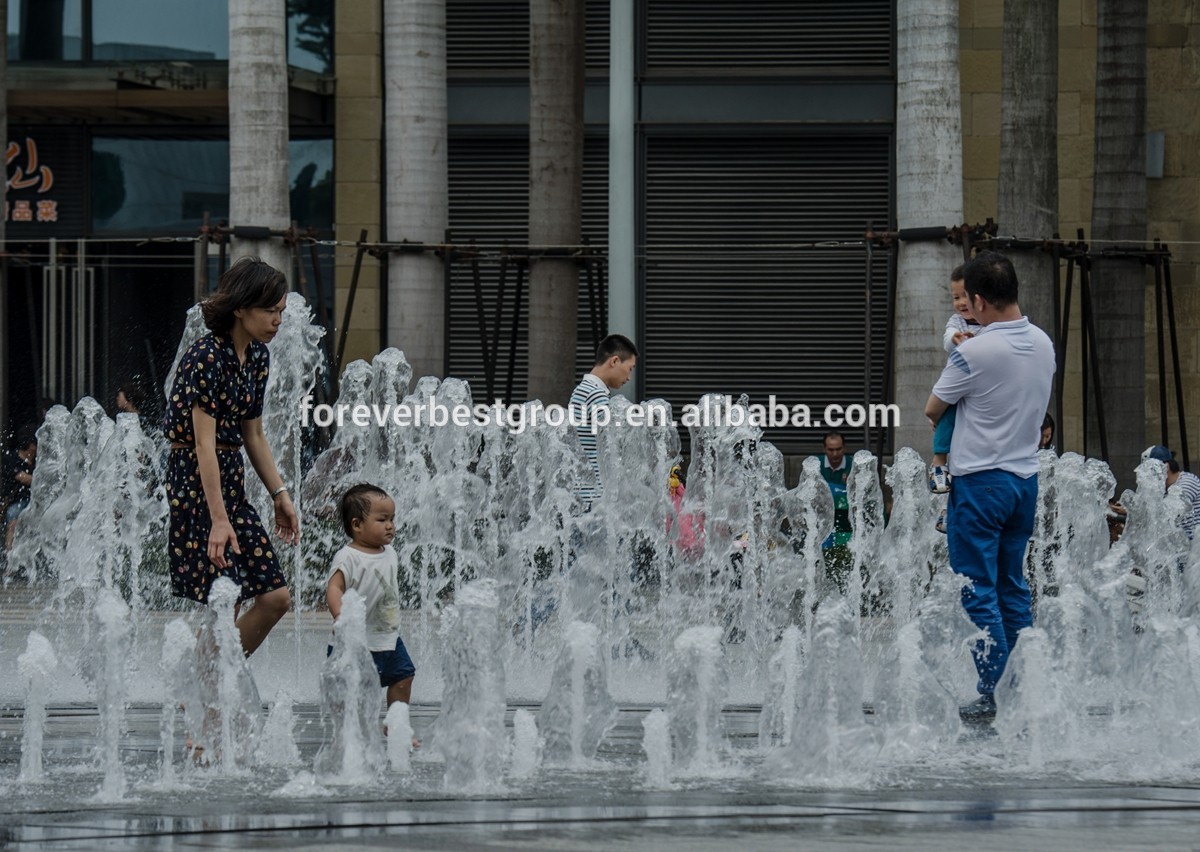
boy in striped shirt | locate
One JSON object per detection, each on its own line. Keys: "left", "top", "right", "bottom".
{"left": 570, "top": 334, "right": 638, "bottom": 508}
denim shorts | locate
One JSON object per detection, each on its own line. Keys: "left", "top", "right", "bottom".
{"left": 5, "top": 498, "right": 29, "bottom": 524}
{"left": 326, "top": 635, "right": 416, "bottom": 688}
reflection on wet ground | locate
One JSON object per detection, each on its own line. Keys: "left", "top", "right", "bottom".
{"left": 3, "top": 703, "right": 1200, "bottom": 850}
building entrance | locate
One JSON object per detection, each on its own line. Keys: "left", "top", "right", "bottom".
{"left": 3, "top": 240, "right": 195, "bottom": 436}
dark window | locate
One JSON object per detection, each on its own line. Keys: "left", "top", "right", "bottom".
{"left": 92, "top": 138, "right": 230, "bottom": 233}
{"left": 8, "top": 0, "right": 83, "bottom": 61}
{"left": 289, "top": 138, "right": 335, "bottom": 230}
{"left": 8, "top": 0, "right": 331, "bottom": 69}
{"left": 92, "top": 0, "right": 226, "bottom": 61}
{"left": 287, "top": 0, "right": 333, "bottom": 74}
{"left": 91, "top": 136, "right": 333, "bottom": 234}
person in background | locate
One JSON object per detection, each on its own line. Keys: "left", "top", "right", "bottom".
{"left": 117, "top": 386, "right": 142, "bottom": 415}
{"left": 117, "top": 381, "right": 158, "bottom": 435}
{"left": 568, "top": 334, "right": 638, "bottom": 509}
{"left": 924, "top": 250, "right": 1055, "bottom": 724}
{"left": 116, "top": 383, "right": 147, "bottom": 416}
{"left": 1040, "top": 413, "right": 1056, "bottom": 452}
{"left": 819, "top": 430, "right": 853, "bottom": 587}
{"left": 666, "top": 463, "right": 702, "bottom": 560}
{"left": 4, "top": 424, "right": 38, "bottom": 553}
{"left": 1146, "top": 445, "right": 1200, "bottom": 541}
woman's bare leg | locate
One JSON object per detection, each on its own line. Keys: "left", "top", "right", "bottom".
{"left": 235, "top": 587, "right": 292, "bottom": 656}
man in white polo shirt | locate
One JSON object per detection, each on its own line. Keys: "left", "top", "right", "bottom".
{"left": 924, "top": 250, "right": 1055, "bottom": 723}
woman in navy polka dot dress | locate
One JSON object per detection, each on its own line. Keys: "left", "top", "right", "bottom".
{"left": 162, "top": 257, "right": 300, "bottom": 656}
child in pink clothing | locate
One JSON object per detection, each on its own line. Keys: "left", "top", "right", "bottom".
{"left": 666, "top": 464, "right": 703, "bottom": 558}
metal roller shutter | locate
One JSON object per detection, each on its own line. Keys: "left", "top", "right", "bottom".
{"left": 644, "top": 0, "right": 892, "bottom": 71}
{"left": 446, "top": 133, "right": 609, "bottom": 402}
{"left": 447, "top": 0, "right": 611, "bottom": 72}
{"left": 642, "top": 132, "right": 892, "bottom": 454}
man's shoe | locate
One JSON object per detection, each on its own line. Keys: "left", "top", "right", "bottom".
{"left": 928, "top": 464, "right": 951, "bottom": 494}
{"left": 959, "top": 693, "right": 996, "bottom": 723}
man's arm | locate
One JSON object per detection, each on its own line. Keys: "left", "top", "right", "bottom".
{"left": 925, "top": 394, "right": 950, "bottom": 427}
{"left": 928, "top": 348, "right": 972, "bottom": 428}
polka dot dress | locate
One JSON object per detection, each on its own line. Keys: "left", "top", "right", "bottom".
{"left": 162, "top": 332, "right": 287, "bottom": 604}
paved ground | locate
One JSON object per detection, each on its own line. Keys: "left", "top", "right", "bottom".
{"left": 2, "top": 704, "right": 1200, "bottom": 850}
{"left": 6, "top": 776, "right": 1200, "bottom": 850}
{"left": 4, "top": 587, "right": 1200, "bottom": 849}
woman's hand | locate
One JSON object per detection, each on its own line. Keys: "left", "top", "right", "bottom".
{"left": 274, "top": 492, "right": 300, "bottom": 545}
{"left": 241, "top": 418, "right": 300, "bottom": 547}
{"left": 208, "top": 517, "right": 241, "bottom": 569}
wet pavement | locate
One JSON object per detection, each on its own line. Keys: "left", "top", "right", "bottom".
{"left": 3, "top": 704, "right": 1200, "bottom": 850}
{"left": 8, "top": 789, "right": 1200, "bottom": 851}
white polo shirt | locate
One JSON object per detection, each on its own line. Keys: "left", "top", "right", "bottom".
{"left": 931, "top": 316, "right": 1054, "bottom": 478}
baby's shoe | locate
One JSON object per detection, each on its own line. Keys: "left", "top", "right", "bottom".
{"left": 928, "top": 464, "right": 951, "bottom": 494}
{"left": 935, "top": 508, "right": 947, "bottom": 534}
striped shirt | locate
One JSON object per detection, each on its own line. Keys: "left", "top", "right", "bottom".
{"left": 1170, "top": 471, "right": 1200, "bottom": 540}
{"left": 570, "top": 373, "right": 610, "bottom": 503}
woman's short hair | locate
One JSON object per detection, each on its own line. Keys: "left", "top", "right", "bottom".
{"left": 201, "top": 257, "right": 288, "bottom": 335}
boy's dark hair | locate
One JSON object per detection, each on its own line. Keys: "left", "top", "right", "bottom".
{"left": 118, "top": 382, "right": 149, "bottom": 412}
{"left": 201, "top": 257, "right": 288, "bottom": 335}
{"left": 1168, "top": 459, "right": 1182, "bottom": 474}
{"left": 340, "top": 482, "right": 389, "bottom": 536}
{"left": 962, "top": 250, "right": 1019, "bottom": 309}
{"left": 950, "top": 264, "right": 966, "bottom": 283}
{"left": 593, "top": 334, "right": 639, "bottom": 366}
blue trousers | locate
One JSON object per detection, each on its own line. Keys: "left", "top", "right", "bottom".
{"left": 947, "top": 469, "right": 1037, "bottom": 695}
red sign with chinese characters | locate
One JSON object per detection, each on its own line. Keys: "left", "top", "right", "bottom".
{"left": 6, "top": 127, "right": 85, "bottom": 237}
{"left": 6, "top": 138, "right": 58, "bottom": 222}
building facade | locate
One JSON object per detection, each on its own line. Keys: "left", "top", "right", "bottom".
{"left": 337, "top": 0, "right": 894, "bottom": 464}
{"left": 4, "top": 1, "right": 1196, "bottom": 475}
{"left": 2, "top": 0, "right": 335, "bottom": 432}
{"left": 959, "top": 0, "right": 1200, "bottom": 459}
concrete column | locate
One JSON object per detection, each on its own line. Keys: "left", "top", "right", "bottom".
{"left": 607, "top": 0, "right": 637, "bottom": 398}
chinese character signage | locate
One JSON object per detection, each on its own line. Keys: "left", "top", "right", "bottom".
{"left": 5, "top": 127, "right": 86, "bottom": 237}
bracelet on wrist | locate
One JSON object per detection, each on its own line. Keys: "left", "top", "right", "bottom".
{"left": 270, "top": 485, "right": 288, "bottom": 499}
